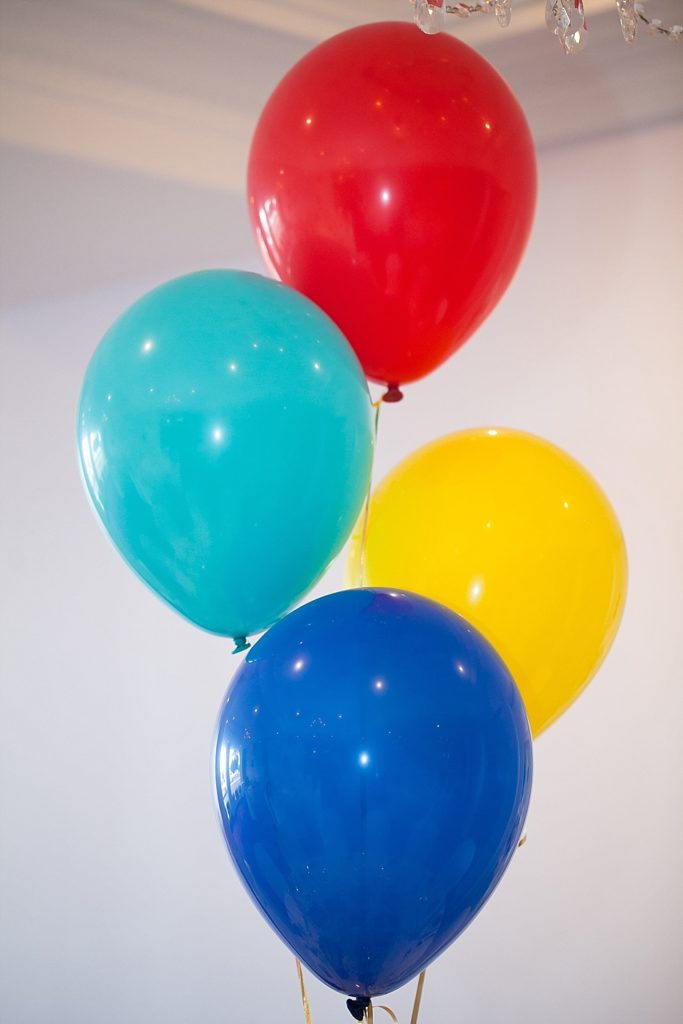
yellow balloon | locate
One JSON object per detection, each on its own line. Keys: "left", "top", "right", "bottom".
{"left": 348, "top": 428, "right": 627, "bottom": 736}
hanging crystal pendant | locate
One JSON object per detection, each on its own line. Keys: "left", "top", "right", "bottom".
{"left": 494, "top": 0, "right": 512, "bottom": 28}
{"left": 616, "top": 0, "right": 638, "bottom": 42}
{"left": 546, "top": 0, "right": 569, "bottom": 35}
{"left": 545, "top": 0, "right": 587, "bottom": 53}
{"left": 564, "top": 0, "right": 587, "bottom": 52}
{"left": 414, "top": 0, "right": 447, "bottom": 34}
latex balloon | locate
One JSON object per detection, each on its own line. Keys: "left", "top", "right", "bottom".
{"left": 248, "top": 22, "right": 536, "bottom": 388}
{"left": 347, "top": 429, "right": 627, "bottom": 735}
{"left": 78, "top": 270, "right": 373, "bottom": 645}
{"left": 214, "top": 588, "right": 532, "bottom": 998}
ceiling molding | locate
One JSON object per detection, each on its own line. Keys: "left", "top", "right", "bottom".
{"left": 0, "top": 47, "right": 253, "bottom": 191}
{"left": 169, "top": 0, "right": 619, "bottom": 44}
{"left": 169, "top": 0, "right": 367, "bottom": 41}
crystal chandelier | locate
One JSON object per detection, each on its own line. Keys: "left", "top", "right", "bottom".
{"left": 412, "top": 0, "right": 682, "bottom": 53}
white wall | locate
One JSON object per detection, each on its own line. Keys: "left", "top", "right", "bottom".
{"left": 1, "top": 87, "right": 682, "bottom": 1024}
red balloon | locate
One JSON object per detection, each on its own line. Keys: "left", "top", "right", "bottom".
{"left": 248, "top": 22, "right": 537, "bottom": 389}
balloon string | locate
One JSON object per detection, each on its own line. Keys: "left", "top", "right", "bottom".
{"left": 296, "top": 960, "right": 312, "bottom": 1024}
{"left": 373, "top": 1004, "right": 399, "bottom": 1022}
{"left": 368, "top": 969, "right": 426, "bottom": 1022}
{"left": 409, "top": 971, "right": 427, "bottom": 1024}
{"left": 359, "top": 399, "right": 382, "bottom": 587}
{"left": 295, "top": 960, "right": 425, "bottom": 1023}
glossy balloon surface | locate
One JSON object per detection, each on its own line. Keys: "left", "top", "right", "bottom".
{"left": 78, "top": 270, "right": 373, "bottom": 641}
{"left": 248, "top": 22, "right": 537, "bottom": 386}
{"left": 214, "top": 588, "right": 532, "bottom": 996}
{"left": 347, "top": 429, "right": 628, "bottom": 735}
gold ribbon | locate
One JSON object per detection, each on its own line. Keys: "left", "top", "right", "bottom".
{"left": 358, "top": 398, "right": 382, "bottom": 587}
{"left": 373, "top": 1005, "right": 399, "bottom": 1022}
{"left": 409, "top": 971, "right": 426, "bottom": 1024}
{"left": 296, "top": 960, "right": 313, "bottom": 1024}
{"left": 296, "top": 961, "right": 426, "bottom": 1023}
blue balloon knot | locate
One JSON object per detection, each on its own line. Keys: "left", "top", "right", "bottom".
{"left": 347, "top": 996, "right": 371, "bottom": 1020}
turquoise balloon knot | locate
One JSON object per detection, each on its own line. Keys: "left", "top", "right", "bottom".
{"left": 232, "top": 636, "right": 251, "bottom": 655}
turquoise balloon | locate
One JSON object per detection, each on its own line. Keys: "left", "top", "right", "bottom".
{"left": 77, "top": 270, "right": 374, "bottom": 644}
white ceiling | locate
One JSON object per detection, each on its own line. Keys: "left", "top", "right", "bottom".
{"left": 1, "top": 0, "right": 681, "bottom": 304}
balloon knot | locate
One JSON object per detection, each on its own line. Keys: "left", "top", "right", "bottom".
{"left": 382, "top": 383, "right": 404, "bottom": 403}
{"left": 231, "top": 636, "right": 251, "bottom": 655}
{"left": 347, "top": 996, "right": 371, "bottom": 1020}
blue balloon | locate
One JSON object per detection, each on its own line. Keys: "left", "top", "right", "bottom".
{"left": 77, "top": 271, "right": 373, "bottom": 645}
{"left": 214, "top": 588, "right": 532, "bottom": 998}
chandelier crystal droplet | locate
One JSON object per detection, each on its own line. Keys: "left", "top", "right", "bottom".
{"left": 410, "top": 0, "right": 683, "bottom": 51}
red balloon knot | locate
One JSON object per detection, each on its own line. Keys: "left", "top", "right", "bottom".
{"left": 382, "top": 384, "right": 404, "bottom": 404}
